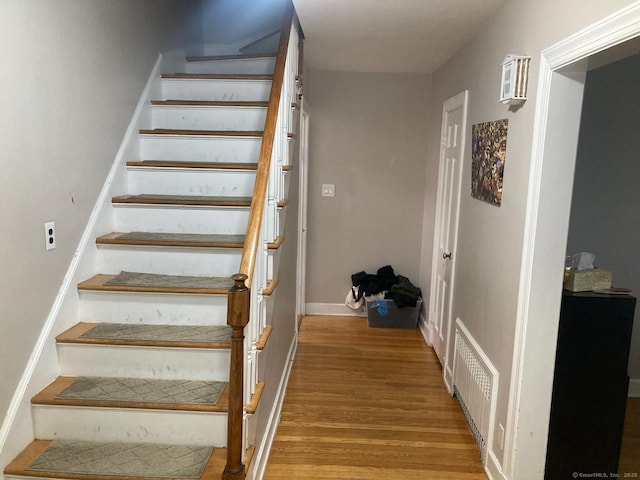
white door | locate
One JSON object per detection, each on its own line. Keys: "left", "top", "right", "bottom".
{"left": 295, "top": 101, "right": 310, "bottom": 330}
{"left": 428, "top": 91, "right": 468, "bottom": 371}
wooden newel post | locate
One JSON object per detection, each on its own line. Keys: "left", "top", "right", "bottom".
{"left": 223, "top": 273, "right": 250, "bottom": 480}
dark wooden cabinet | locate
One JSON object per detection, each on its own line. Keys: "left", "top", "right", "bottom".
{"left": 545, "top": 290, "right": 636, "bottom": 479}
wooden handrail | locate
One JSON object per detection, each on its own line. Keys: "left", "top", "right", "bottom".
{"left": 238, "top": 1, "right": 295, "bottom": 287}
{"left": 224, "top": 3, "right": 298, "bottom": 478}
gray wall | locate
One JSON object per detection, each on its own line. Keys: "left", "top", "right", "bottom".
{"left": 305, "top": 70, "right": 431, "bottom": 304}
{"left": 0, "top": 0, "right": 201, "bottom": 437}
{"left": 201, "top": 0, "right": 287, "bottom": 52}
{"left": 567, "top": 53, "right": 640, "bottom": 380}
{"left": 254, "top": 139, "right": 300, "bottom": 456}
{"left": 423, "top": 0, "right": 637, "bottom": 472}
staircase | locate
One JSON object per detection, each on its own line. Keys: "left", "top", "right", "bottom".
{"left": 3, "top": 6, "right": 301, "bottom": 480}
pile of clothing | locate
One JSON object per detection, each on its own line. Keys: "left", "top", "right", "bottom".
{"left": 345, "top": 265, "right": 422, "bottom": 312}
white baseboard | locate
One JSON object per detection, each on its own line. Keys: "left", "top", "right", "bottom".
{"left": 486, "top": 450, "right": 508, "bottom": 480}
{"left": 248, "top": 334, "right": 298, "bottom": 480}
{"left": 305, "top": 302, "right": 366, "bottom": 317}
{"left": 418, "top": 312, "right": 430, "bottom": 345}
{"left": 628, "top": 378, "right": 640, "bottom": 397}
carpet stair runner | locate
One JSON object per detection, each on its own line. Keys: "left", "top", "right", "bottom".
{"left": 95, "top": 231, "right": 285, "bottom": 253}
{"left": 32, "top": 376, "right": 229, "bottom": 412}
{"left": 5, "top": 441, "right": 255, "bottom": 480}
{"left": 5, "top": 51, "right": 278, "bottom": 480}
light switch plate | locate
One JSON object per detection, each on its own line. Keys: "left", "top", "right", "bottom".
{"left": 322, "top": 184, "right": 335, "bottom": 197}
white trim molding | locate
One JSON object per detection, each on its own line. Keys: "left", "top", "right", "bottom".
{"left": 486, "top": 450, "right": 508, "bottom": 480}
{"left": 248, "top": 334, "right": 298, "bottom": 480}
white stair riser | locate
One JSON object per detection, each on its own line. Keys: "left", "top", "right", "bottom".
{"left": 161, "top": 79, "right": 271, "bottom": 102}
{"left": 57, "top": 344, "right": 230, "bottom": 381}
{"left": 78, "top": 291, "right": 229, "bottom": 326}
{"left": 185, "top": 58, "right": 276, "bottom": 75}
{"left": 96, "top": 247, "right": 242, "bottom": 277}
{"left": 113, "top": 205, "right": 250, "bottom": 235}
{"left": 139, "top": 135, "right": 262, "bottom": 163}
{"left": 151, "top": 105, "right": 266, "bottom": 131}
{"left": 127, "top": 169, "right": 257, "bottom": 197}
{"left": 33, "top": 406, "right": 227, "bottom": 446}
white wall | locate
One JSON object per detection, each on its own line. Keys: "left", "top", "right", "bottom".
{"left": 305, "top": 70, "right": 431, "bottom": 307}
{"left": 566, "top": 53, "right": 640, "bottom": 382}
{"left": 0, "top": 0, "right": 201, "bottom": 445}
{"left": 422, "top": 0, "right": 639, "bottom": 476}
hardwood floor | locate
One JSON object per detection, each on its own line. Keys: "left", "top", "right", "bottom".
{"left": 263, "top": 315, "right": 488, "bottom": 479}
{"left": 620, "top": 397, "right": 640, "bottom": 474}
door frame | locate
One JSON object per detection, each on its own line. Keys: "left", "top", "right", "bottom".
{"left": 428, "top": 90, "right": 469, "bottom": 392}
{"left": 504, "top": 4, "right": 640, "bottom": 478}
{"left": 295, "top": 99, "right": 310, "bottom": 331}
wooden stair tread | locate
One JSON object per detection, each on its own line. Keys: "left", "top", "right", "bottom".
{"left": 255, "top": 325, "right": 273, "bottom": 351}
{"left": 31, "top": 376, "right": 229, "bottom": 413}
{"left": 139, "top": 128, "right": 263, "bottom": 137}
{"left": 161, "top": 73, "right": 272, "bottom": 80}
{"left": 186, "top": 52, "right": 276, "bottom": 62}
{"left": 78, "top": 273, "right": 279, "bottom": 296}
{"left": 4, "top": 440, "right": 255, "bottom": 480}
{"left": 262, "top": 278, "right": 279, "bottom": 297}
{"left": 126, "top": 160, "right": 292, "bottom": 172}
{"left": 77, "top": 273, "right": 233, "bottom": 295}
{"left": 96, "top": 232, "right": 284, "bottom": 250}
{"left": 125, "top": 160, "right": 259, "bottom": 170}
{"left": 245, "top": 381, "right": 265, "bottom": 415}
{"left": 150, "top": 100, "right": 268, "bottom": 107}
{"left": 56, "top": 322, "right": 232, "bottom": 349}
{"left": 111, "top": 194, "right": 253, "bottom": 207}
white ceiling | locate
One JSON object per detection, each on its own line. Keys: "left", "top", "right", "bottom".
{"left": 292, "top": 0, "right": 509, "bottom": 74}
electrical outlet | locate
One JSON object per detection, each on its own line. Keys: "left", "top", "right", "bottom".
{"left": 45, "top": 222, "right": 56, "bottom": 251}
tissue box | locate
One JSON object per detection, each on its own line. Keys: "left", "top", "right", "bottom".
{"left": 564, "top": 268, "right": 612, "bottom": 292}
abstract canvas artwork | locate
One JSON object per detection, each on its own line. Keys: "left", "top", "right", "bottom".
{"left": 471, "top": 119, "right": 508, "bottom": 206}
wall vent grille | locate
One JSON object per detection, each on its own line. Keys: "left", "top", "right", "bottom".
{"left": 452, "top": 318, "right": 498, "bottom": 463}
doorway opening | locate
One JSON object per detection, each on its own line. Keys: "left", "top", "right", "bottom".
{"left": 505, "top": 5, "right": 640, "bottom": 478}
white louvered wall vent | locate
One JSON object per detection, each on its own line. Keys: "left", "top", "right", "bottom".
{"left": 499, "top": 54, "right": 531, "bottom": 105}
{"left": 452, "top": 319, "right": 499, "bottom": 463}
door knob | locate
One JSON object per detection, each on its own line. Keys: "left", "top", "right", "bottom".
{"left": 443, "top": 252, "right": 452, "bottom": 259}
